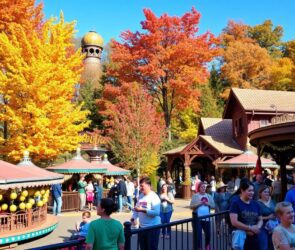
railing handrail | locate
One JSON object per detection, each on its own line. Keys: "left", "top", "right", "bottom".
{"left": 27, "top": 238, "right": 85, "bottom": 250}
{"left": 128, "top": 217, "right": 193, "bottom": 234}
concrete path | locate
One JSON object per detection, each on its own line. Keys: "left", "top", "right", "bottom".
{"left": 16, "top": 199, "right": 193, "bottom": 249}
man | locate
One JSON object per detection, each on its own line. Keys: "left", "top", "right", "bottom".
{"left": 117, "top": 177, "right": 127, "bottom": 212}
{"left": 253, "top": 174, "right": 264, "bottom": 200}
{"left": 284, "top": 169, "right": 295, "bottom": 223}
{"left": 126, "top": 177, "right": 135, "bottom": 211}
{"left": 131, "top": 177, "right": 161, "bottom": 250}
{"left": 78, "top": 175, "right": 87, "bottom": 211}
{"left": 51, "top": 183, "right": 62, "bottom": 215}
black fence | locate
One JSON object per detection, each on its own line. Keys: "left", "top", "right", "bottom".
{"left": 28, "top": 211, "right": 231, "bottom": 250}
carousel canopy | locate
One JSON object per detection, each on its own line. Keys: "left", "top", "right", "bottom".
{"left": 46, "top": 149, "right": 107, "bottom": 174}
{"left": 91, "top": 155, "right": 130, "bottom": 176}
{"left": 0, "top": 152, "right": 64, "bottom": 190}
{"left": 217, "top": 150, "right": 278, "bottom": 169}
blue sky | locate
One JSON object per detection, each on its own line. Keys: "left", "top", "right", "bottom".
{"left": 43, "top": 0, "right": 295, "bottom": 45}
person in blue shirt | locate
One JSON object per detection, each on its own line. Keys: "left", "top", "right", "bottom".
{"left": 51, "top": 184, "right": 62, "bottom": 216}
{"left": 230, "top": 180, "right": 263, "bottom": 250}
{"left": 70, "top": 211, "right": 91, "bottom": 240}
{"left": 284, "top": 169, "right": 295, "bottom": 224}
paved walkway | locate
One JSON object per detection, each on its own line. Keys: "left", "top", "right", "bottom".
{"left": 16, "top": 199, "right": 192, "bottom": 249}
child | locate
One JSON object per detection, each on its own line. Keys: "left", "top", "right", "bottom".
{"left": 86, "top": 198, "right": 125, "bottom": 250}
{"left": 71, "top": 211, "right": 91, "bottom": 239}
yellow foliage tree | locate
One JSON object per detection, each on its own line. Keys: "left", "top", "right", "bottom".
{"left": 269, "top": 57, "right": 295, "bottom": 90}
{"left": 172, "top": 108, "right": 198, "bottom": 143}
{"left": 0, "top": 14, "right": 89, "bottom": 162}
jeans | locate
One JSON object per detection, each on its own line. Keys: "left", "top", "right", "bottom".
{"left": 126, "top": 196, "right": 133, "bottom": 210}
{"left": 138, "top": 228, "right": 160, "bottom": 250}
{"left": 196, "top": 220, "right": 211, "bottom": 248}
{"left": 160, "top": 211, "right": 173, "bottom": 235}
{"left": 79, "top": 193, "right": 86, "bottom": 210}
{"left": 118, "top": 194, "right": 123, "bottom": 212}
{"left": 53, "top": 196, "right": 62, "bottom": 215}
{"left": 258, "top": 227, "right": 274, "bottom": 250}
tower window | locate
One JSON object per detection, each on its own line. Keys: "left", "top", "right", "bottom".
{"left": 84, "top": 49, "right": 88, "bottom": 53}
{"left": 90, "top": 48, "right": 94, "bottom": 54}
{"left": 96, "top": 49, "right": 99, "bottom": 54}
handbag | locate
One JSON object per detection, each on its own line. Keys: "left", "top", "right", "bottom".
{"left": 232, "top": 229, "right": 246, "bottom": 250}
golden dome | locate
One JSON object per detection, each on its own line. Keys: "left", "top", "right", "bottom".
{"left": 81, "top": 31, "right": 104, "bottom": 47}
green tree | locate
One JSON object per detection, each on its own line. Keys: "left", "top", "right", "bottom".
{"left": 78, "top": 82, "right": 103, "bottom": 130}
{"left": 248, "top": 20, "right": 283, "bottom": 57}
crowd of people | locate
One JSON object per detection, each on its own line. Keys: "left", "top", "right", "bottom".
{"left": 50, "top": 169, "right": 295, "bottom": 250}
{"left": 188, "top": 169, "right": 295, "bottom": 250}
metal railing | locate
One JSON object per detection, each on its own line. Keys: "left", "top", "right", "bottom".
{"left": 28, "top": 210, "right": 231, "bottom": 250}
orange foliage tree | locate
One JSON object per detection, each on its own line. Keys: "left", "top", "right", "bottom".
{"left": 102, "top": 83, "right": 165, "bottom": 175}
{"left": 0, "top": 0, "right": 43, "bottom": 33}
{"left": 221, "top": 41, "right": 272, "bottom": 91}
{"left": 106, "top": 8, "right": 219, "bottom": 141}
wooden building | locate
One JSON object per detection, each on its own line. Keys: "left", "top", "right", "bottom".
{"left": 165, "top": 88, "right": 295, "bottom": 197}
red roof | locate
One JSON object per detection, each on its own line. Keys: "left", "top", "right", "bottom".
{"left": 217, "top": 150, "right": 278, "bottom": 169}
{"left": 0, "top": 160, "right": 64, "bottom": 190}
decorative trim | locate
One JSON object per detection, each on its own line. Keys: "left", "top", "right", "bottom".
{"left": 50, "top": 169, "right": 107, "bottom": 174}
{"left": 0, "top": 223, "right": 58, "bottom": 245}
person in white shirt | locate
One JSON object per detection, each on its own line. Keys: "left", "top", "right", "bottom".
{"left": 190, "top": 182, "right": 215, "bottom": 250}
{"left": 131, "top": 177, "right": 161, "bottom": 250}
{"left": 126, "top": 177, "right": 135, "bottom": 211}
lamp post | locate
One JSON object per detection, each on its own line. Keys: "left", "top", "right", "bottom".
{"left": 270, "top": 104, "right": 278, "bottom": 118}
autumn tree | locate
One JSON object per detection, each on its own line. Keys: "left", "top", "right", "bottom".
{"left": 102, "top": 83, "right": 165, "bottom": 176}
{"left": 0, "top": 15, "right": 89, "bottom": 162}
{"left": 269, "top": 57, "right": 295, "bottom": 90}
{"left": 220, "top": 41, "right": 272, "bottom": 95}
{"left": 248, "top": 20, "right": 283, "bottom": 57}
{"left": 106, "top": 8, "right": 219, "bottom": 141}
{"left": 220, "top": 20, "right": 255, "bottom": 47}
{"left": 0, "top": 0, "right": 43, "bottom": 33}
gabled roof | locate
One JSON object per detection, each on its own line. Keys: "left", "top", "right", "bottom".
{"left": 199, "top": 118, "right": 242, "bottom": 154}
{"left": 200, "top": 118, "right": 232, "bottom": 138}
{"left": 224, "top": 88, "right": 295, "bottom": 118}
{"left": 199, "top": 135, "right": 243, "bottom": 155}
{"left": 163, "top": 144, "right": 188, "bottom": 155}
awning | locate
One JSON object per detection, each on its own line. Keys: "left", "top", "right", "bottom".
{"left": 0, "top": 153, "right": 64, "bottom": 190}
{"left": 46, "top": 149, "right": 107, "bottom": 174}
{"left": 217, "top": 150, "right": 278, "bottom": 169}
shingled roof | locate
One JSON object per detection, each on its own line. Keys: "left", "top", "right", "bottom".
{"left": 231, "top": 88, "right": 295, "bottom": 113}
{"left": 199, "top": 118, "right": 242, "bottom": 154}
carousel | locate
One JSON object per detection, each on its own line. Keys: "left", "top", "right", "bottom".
{"left": 249, "top": 117, "right": 295, "bottom": 199}
{"left": 0, "top": 151, "right": 64, "bottom": 248}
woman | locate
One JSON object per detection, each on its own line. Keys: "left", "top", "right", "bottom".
{"left": 85, "top": 180, "right": 94, "bottom": 210}
{"left": 94, "top": 179, "right": 103, "bottom": 207}
{"left": 160, "top": 183, "right": 175, "bottom": 239}
{"left": 214, "top": 182, "right": 230, "bottom": 212}
{"left": 257, "top": 185, "right": 276, "bottom": 250}
{"left": 85, "top": 198, "right": 125, "bottom": 250}
{"left": 190, "top": 182, "right": 215, "bottom": 250}
{"left": 230, "top": 180, "right": 263, "bottom": 250}
{"left": 272, "top": 202, "right": 295, "bottom": 250}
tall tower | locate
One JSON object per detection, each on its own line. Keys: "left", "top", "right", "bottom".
{"left": 80, "top": 31, "right": 104, "bottom": 86}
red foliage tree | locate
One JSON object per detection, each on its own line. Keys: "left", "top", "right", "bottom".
{"left": 106, "top": 8, "right": 219, "bottom": 140}
{"left": 102, "top": 83, "right": 165, "bottom": 174}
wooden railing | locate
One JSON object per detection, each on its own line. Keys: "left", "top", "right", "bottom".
{"left": 0, "top": 204, "right": 47, "bottom": 234}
